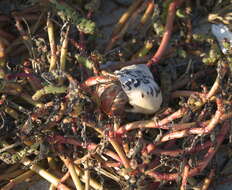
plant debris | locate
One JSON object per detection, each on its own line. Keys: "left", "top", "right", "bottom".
{"left": 0, "top": 0, "right": 232, "bottom": 190}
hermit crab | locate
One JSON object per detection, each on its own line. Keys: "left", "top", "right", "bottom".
{"left": 83, "top": 64, "right": 162, "bottom": 116}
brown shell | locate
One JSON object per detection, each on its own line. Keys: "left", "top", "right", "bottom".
{"left": 96, "top": 82, "right": 128, "bottom": 116}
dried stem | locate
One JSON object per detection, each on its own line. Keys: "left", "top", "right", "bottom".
{"left": 1, "top": 170, "right": 35, "bottom": 190}
{"left": 74, "top": 166, "right": 103, "bottom": 190}
{"left": 109, "top": 137, "right": 130, "bottom": 169}
{"left": 60, "top": 25, "right": 70, "bottom": 71}
{"left": 59, "top": 154, "right": 84, "bottom": 190}
{"left": 180, "top": 162, "right": 190, "bottom": 190}
{"left": 47, "top": 14, "right": 57, "bottom": 71}
{"left": 84, "top": 158, "right": 90, "bottom": 190}
{"left": 21, "top": 157, "right": 71, "bottom": 190}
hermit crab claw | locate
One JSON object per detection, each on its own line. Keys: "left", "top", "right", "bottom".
{"left": 115, "top": 64, "right": 162, "bottom": 114}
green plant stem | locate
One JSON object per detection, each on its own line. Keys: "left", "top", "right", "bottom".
{"left": 32, "top": 85, "right": 67, "bottom": 101}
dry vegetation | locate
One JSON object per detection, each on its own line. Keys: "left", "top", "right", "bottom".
{"left": 0, "top": 0, "right": 232, "bottom": 189}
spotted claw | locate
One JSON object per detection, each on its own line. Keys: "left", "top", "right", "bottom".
{"left": 115, "top": 64, "right": 162, "bottom": 114}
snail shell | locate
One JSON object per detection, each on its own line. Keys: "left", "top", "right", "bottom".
{"left": 97, "top": 82, "right": 128, "bottom": 116}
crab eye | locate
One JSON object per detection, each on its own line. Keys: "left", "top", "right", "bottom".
{"left": 115, "top": 64, "right": 162, "bottom": 114}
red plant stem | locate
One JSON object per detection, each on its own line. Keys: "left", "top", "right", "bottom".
{"left": 102, "top": 162, "right": 121, "bottom": 168}
{"left": 146, "top": 140, "right": 176, "bottom": 169}
{"left": 148, "top": 140, "right": 211, "bottom": 157}
{"left": 159, "top": 98, "right": 223, "bottom": 143}
{"left": 180, "top": 162, "right": 190, "bottom": 190}
{"left": 116, "top": 120, "right": 169, "bottom": 135}
{"left": 48, "top": 135, "right": 122, "bottom": 163}
{"left": 146, "top": 120, "right": 227, "bottom": 157}
{"left": 206, "top": 64, "right": 227, "bottom": 100}
{"left": 172, "top": 112, "right": 232, "bottom": 131}
{"left": 158, "top": 107, "right": 188, "bottom": 125}
{"left": 116, "top": 107, "right": 187, "bottom": 135}
{"left": 171, "top": 121, "right": 205, "bottom": 131}
{"left": 146, "top": 121, "right": 229, "bottom": 181}
{"left": 147, "top": 0, "right": 183, "bottom": 66}
{"left": 60, "top": 172, "right": 70, "bottom": 183}
{"left": 157, "top": 107, "right": 175, "bottom": 118}
{"left": 81, "top": 76, "right": 117, "bottom": 87}
{"left": 116, "top": 110, "right": 227, "bottom": 135}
